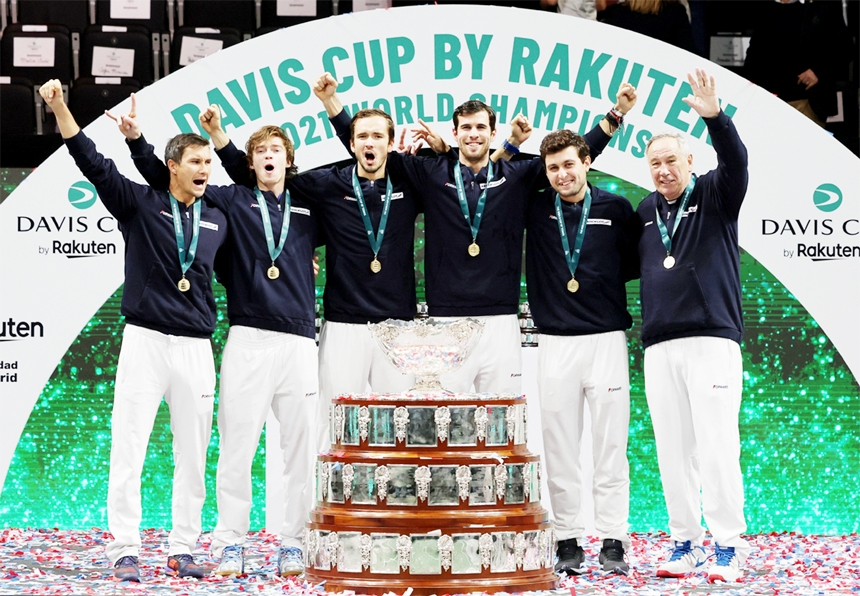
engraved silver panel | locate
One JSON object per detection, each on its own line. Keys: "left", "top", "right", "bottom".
{"left": 369, "top": 533, "right": 400, "bottom": 574}
{"left": 448, "top": 406, "right": 478, "bottom": 446}
{"left": 522, "top": 530, "right": 541, "bottom": 571}
{"left": 428, "top": 465, "right": 459, "bottom": 506}
{"left": 339, "top": 532, "right": 363, "bottom": 573}
{"left": 505, "top": 463, "right": 525, "bottom": 504}
{"left": 369, "top": 406, "right": 396, "bottom": 446}
{"left": 342, "top": 405, "right": 360, "bottom": 445}
{"left": 469, "top": 464, "right": 495, "bottom": 505}
{"left": 328, "top": 461, "right": 344, "bottom": 504}
{"left": 315, "top": 461, "right": 324, "bottom": 504}
{"left": 351, "top": 463, "right": 376, "bottom": 505}
{"left": 315, "top": 530, "right": 331, "bottom": 570}
{"left": 406, "top": 406, "right": 436, "bottom": 447}
{"left": 410, "top": 535, "right": 441, "bottom": 575}
{"left": 485, "top": 405, "right": 508, "bottom": 446}
{"left": 514, "top": 404, "right": 527, "bottom": 445}
{"left": 451, "top": 533, "right": 482, "bottom": 574}
{"left": 387, "top": 464, "right": 418, "bottom": 506}
{"left": 490, "top": 532, "right": 516, "bottom": 573}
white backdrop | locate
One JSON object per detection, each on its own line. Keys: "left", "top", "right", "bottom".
{"left": 1, "top": 6, "right": 858, "bottom": 517}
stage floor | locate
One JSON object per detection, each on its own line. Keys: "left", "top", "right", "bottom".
{"left": 0, "top": 529, "right": 856, "bottom": 595}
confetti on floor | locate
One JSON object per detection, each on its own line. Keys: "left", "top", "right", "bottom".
{"left": 1, "top": 529, "right": 858, "bottom": 595}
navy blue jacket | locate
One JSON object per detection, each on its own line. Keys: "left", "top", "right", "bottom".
{"left": 66, "top": 131, "right": 228, "bottom": 338}
{"left": 526, "top": 184, "right": 639, "bottom": 336}
{"left": 330, "top": 109, "right": 611, "bottom": 317}
{"left": 636, "top": 111, "right": 748, "bottom": 348}
{"left": 129, "top": 136, "right": 319, "bottom": 339}
{"left": 217, "top": 142, "right": 421, "bottom": 324}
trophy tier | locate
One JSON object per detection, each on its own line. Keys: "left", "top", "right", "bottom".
{"left": 305, "top": 391, "right": 559, "bottom": 595}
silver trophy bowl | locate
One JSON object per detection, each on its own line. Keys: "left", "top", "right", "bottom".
{"left": 369, "top": 318, "right": 485, "bottom": 391}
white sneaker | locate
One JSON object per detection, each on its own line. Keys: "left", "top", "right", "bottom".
{"left": 656, "top": 540, "right": 709, "bottom": 578}
{"left": 214, "top": 545, "right": 244, "bottom": 576}
{"left": 278, "top": 546, "right": 303, "bottom": 576}
{"left": 708, "top": 545, "right": 743, "bottom": 583}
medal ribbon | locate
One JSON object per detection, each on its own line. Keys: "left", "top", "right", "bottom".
{"left": 169, "top": 193, "right": 201, "bottom": 277}
{"left": 351, "top": 168, "right": 392, "bottom": 259}
{"left": 453, "top": 160, "right": 494, "bottom": 243}
{"left": 554, "top": 187, "right": 592, "bottom": 283}
{"left": 254, "top": 186, "right": 291, "bottom": 265}
{"left": 655, "top": 174, "right": 696, "bottom": 256}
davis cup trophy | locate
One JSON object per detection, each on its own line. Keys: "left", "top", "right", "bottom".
{"left": 303, "top": 319, "right": 558, "bottom": 595}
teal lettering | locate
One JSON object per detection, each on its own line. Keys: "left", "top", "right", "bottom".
{"left": 300, "top": 115, "right": 322, "bottom": 146}
{"left": 386, "top": 37, "right": 414, "bottom": 83}
{"left": 665, "top": 82, "right": 693, "bottom": 132}
{"left": 464, "top": 34, "right": 492, "bottom": 79}
{"left": 434, "top": 34, "right": 461, "bottom": 80}
{"left": 691, "top": 102, "right": 738, "bottom": 145}
{"left": 534, "top": 100, "right": 557, "bottom": 129}
{"left": 373, "top": 98, "right": 392, "bottom": 114}
{"left": 643, "top": 68, "right": 676, "bottom": 117}
{"left": 316, "top": 111, "right": 335, "bottom": 139}
{"left": 631, "top": 128, "right": 651, "bottom": 158}
{"left": 276, "top": 59, "right": 310, "bottom": 105}
{"left": 394, "top": 96, "right": 414, "bottom": 124}
{"left": 607, "top": 60, "right": 644, "bottom": 100}
{"left": 417, "top": 94, "right": 434, "bottom": 122}
{"left": 573, "top": 49, "right": 611, "bottom": 98}
{"left": 355, "top": 40, "right": 385, "bottom": 87}
{"left": 509, "top": 37, "right": 539, "bottom": 84}
{"left": 259, "top": 67, "right": 284, "bottom": 112}
{"left": 206, "top": 89, "right": 244, "bottom": 129}
{"left": 281, "top": 121, "right": 301, "bottom": 149}
{"left": 511, "top": 97, "right": 529, "bottom": 122}
{"left": 322, "top": 46, "right": 353, "bottom": 92}
{"left": 226, "top": 73, "right": 261, "bottom": 122}
{"left": 608, "top": 122, "right": 636, "bottom": 152}
{"left": 437, "top": 93, "right": 454, "bottom": 121}
{"left": 171, "top": 103, "right": 205, "bottom": 135}
{"left": 577, "top": 109, "right": 591, "bottom": 134}
{"left": 557, "top": 104, "right": 578, "bottom": 129}
{"left": 346, "top": 101, "right": 370, "bottom": 117}
{"left": 489, "top": 94, "right": 509, "bottom": 124}
{"left": 539, "top": 44, "right": 570, "bottom": 90}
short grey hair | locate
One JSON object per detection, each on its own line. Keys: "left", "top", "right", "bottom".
{"left": 645, "top": 132, "right": 690, "bottom": 157}
{"left": 164, "top": 133, "right": 209, "bottom": 164}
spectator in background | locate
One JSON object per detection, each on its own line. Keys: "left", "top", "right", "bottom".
{"left": 744, "top": 0, "right": 853, "bottom": 127}
{"left": 541, "top": 0, "right": 607, "bottom": 20}
{"left": 599, "top": 0, "right": 696, "bottom": 53}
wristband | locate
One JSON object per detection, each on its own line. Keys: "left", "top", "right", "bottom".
{"left": 606, "top": 107, "right": 624, "bottom": 129}
{"left": 502, "top": 139, "right": 520, "bottom": 155}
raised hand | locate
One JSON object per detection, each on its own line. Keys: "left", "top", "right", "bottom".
{"left": 38, "top": 79, "right": 65, "bottom": 109}
{"left": 615, "top": 82, "right": 638, "bottom": 115}
{"left": 397, "top": 127, "right": 425, "bottom": 155}
{"left": 683, "top": 68, "right": 720, "bottom": 119}
{"left": 312, "top": 73, "right": 338, "bottom": 101}
{"left": 198, "top": 103, "right": 223, "bottom": 136}
{"left": 509, "top": 113, "right": 532, "bottom": 146}
{"left": 413, "top": 119, "right": 447, "bottom": 153}
{"left": 105, "top": 92, "right": 141, "bottom": 140}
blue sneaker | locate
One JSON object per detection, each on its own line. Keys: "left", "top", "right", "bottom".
{"left": 113, "top": 555, "right": 140, "bottom": 581}
{"left": 214, "top": 545, "right": 245, "bottom": 576}
{"left": 656, "top": 540, "right": 709, "bottom": 577}
{"left": 167, "top": 553, "right": 206, "bottom": 578}
{"left": 708, "top": 545, "right": 742, "bottom": 583}
{"left": 277, "top": 546, "right": 303, "bottom": 576}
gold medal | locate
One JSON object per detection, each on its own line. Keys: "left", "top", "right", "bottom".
{"left": 370, "top": 258, "right": 382, "bottom": 273}
{"left": 567, "top": 277, "right": 579, "bottom": 293}
{"left": 468, "top": 242, "right": 480, "bottom": 257}
{"left": 663, "top": 255, "right": 676, "bottom": 269}
{"left": 267, "top": 265, "right": 280, "bottom": 280}
{"left": 178, "top": 277, "right": 190, "bottom": 292}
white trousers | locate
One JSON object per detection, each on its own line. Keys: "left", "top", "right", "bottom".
{"left": 537, "top": 331, "right": 631, "bottom": 548}
{"left": 317, "top": 321, "right": 414, "bottom": 452}
{"left": 210, "top": 326, "right": 318, "bottom": 556}
{"left": 106, "top": 324, "right": 215, "bottom": 564}
{"left": 437, "top": 314, "right": 522, "bottom": 394}
{"left": 644, "top": 336, "right": 749, "bottom": 563}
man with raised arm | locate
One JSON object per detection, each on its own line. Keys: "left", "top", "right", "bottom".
{"left": 109, "top": 98, "right": 320, "bottom": 578}
{"left": 637, "top": 68, "right": 750, "bottom": 583}
{"left": 200, "top": 101, "right": 421, "bottom": 453}
{"left": 316, "top": 72, "right": 636, "bottom": 394}
{"left": 524, "top": 128, "right": 640, "bottom": 576}
{"left": 38, "top": 79, "right": 228, "bottom": 582}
